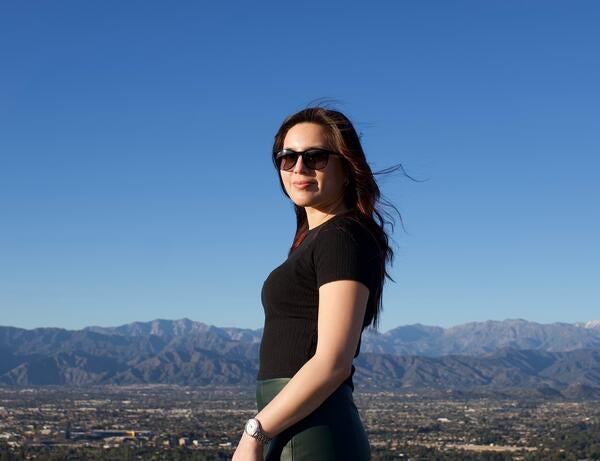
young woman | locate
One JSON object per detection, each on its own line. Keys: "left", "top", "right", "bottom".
{"left": 232, "top": 106, "right": 401, "bottom": 461}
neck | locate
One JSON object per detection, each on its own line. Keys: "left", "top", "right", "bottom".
{"left": 305, "top": 203, "right": 350, "bottom": 230}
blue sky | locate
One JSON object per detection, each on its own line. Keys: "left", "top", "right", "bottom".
{"left": 1, "top": 1, "right": 598, "bottom": 333}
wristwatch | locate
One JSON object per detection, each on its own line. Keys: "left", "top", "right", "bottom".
{"left": 244, "top": 417, "right": 271, "bottom": 445}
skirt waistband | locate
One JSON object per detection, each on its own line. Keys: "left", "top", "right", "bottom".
{"left": 257, "top": 377, "right": 293, "bottom": 384}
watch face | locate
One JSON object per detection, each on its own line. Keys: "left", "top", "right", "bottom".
{"left": 246, "top": 419, "right": 258, "bottom": 435}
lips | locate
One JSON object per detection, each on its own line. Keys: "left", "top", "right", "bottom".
{"left": 293, "top": 181, "right": 316, "bottom": 189}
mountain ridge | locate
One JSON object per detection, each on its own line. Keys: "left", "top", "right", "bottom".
{"left": 2, "top": 318, "right": 600, "bottom": 394}
{"left": 4, "top": 317, "right": 600, "bottom": 357}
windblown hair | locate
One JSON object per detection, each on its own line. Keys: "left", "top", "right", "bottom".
{"left": 271, "top": 105, "right": 414, "bottom": 332}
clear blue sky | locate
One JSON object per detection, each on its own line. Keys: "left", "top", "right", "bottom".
{"left": 1, "top": 1, "right": 598, "bottom": 332}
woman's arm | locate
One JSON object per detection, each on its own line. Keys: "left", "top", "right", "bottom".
{"left": 254, "top": 279, "right": 369, "bottom": 438}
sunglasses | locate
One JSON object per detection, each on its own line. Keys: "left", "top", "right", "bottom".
{"left": 274, "top": 148, "right": 340, "bottom": 171}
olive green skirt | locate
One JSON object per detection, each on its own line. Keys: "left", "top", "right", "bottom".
{"left": 256, "top": 377, "right": 371, "bottom": 461}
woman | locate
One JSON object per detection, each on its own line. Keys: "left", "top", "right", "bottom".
{"left": 232, "top": 106, "right": 401, "bottom": 461}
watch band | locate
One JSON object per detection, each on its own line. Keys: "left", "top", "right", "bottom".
{"left": 245, "top": 417, "right": 272, "bottom": 445}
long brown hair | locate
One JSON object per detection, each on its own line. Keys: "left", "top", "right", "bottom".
{"left": 271, "top": 105, "right": 416, "bottom": 332}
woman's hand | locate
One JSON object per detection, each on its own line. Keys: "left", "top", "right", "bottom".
{"left": 231, "top": 432, "right": 264, "bottom": 461}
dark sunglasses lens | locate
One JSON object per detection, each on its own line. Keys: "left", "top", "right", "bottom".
{"left": 278, "top": 153, "right": 298, "bottom": 170}
{"left": 304, "top": 151, "right": 329, "bottom": 170}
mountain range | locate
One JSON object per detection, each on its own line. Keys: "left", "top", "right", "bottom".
{"left": 1, "top": 318, "right": 600, "bottom": 398}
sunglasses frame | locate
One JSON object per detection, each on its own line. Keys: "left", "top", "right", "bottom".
{"left": 274, "top": 148, "right": 340, "bottom": 171}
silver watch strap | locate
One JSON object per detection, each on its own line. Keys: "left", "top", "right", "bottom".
{"left": 246, "top": 418, "right": 271, "bottom": 445}
{"left": 253, "top": 428, "right": 271, "bottom": 445}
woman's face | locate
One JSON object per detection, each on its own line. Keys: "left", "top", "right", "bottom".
{"left": 280, "top": 122, "right": 347, "bottom": 211}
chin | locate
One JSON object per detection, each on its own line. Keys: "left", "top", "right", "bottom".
{"left": 286, "top": 192, "right": 310, "bottom": 205}
{"left": 289, "top": 196, "right": 316, "bottom": 208}
{"left": 291, "top": 199, "right": 312, "bottom": 208}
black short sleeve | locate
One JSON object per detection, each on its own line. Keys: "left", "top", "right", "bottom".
{"left": 312, "top": 219, "right": 379, "bottom": 291}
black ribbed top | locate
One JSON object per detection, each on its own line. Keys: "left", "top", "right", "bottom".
{"left": 257, "top": 210, "right": 381, "bottom": 391}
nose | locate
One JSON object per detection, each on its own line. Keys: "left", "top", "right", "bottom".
{"left": 292, "top": 154, "right": 309, "bottom": 174}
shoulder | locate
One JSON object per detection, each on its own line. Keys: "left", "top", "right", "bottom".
{"left": 314, "top": 212, "right": 379, "bottom": 250}
{"left": 311, "top": 212, "right": 382, "bottom": 267}
{"left": 310, "top": 212, "right": 380, "bottom": 289}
